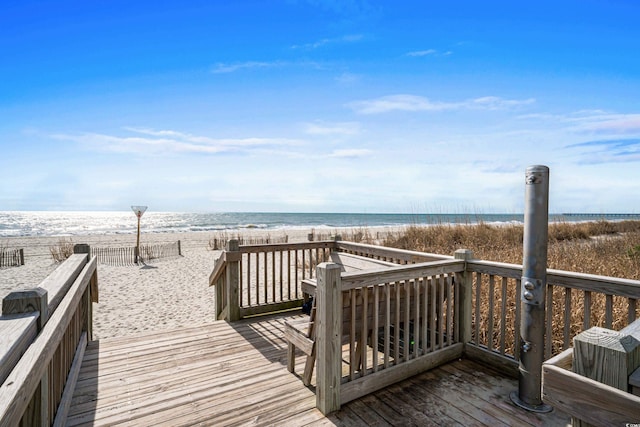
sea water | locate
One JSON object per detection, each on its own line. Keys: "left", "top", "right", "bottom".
{"left": 1, "top": 211, "right": 639, "bottom": 238}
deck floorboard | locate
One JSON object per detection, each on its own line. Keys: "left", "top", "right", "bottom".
{"left": 68, "top": 313, "right": 570, "bottom": 426}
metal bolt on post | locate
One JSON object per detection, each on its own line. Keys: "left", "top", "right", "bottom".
{"left": 510, "top": 165, "right": 553, "bottom": 413}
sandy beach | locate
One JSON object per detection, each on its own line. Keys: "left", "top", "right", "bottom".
{"left": 0, "top": 227, "right": 400, "bottom": 339}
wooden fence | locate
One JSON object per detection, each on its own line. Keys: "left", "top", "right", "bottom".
{"left": 0, "top": 248, "right": 24, "bottom": 268}
{"left": 0, "top": 245, "right": 98, "bottom": 426}
{"left": 91, "top": 241, "right": 182, "bottom": 266}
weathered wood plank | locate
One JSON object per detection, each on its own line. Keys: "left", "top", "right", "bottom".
{"left": 542, "top": 363, "right": 640, "bottom": 425}
{"left": 340, "top": 343, "right": 463, "bottom": 404}
{"left": 38, "top": 254, "right": 87, "bottom": 314}
{"left": 0, "top": 257, "right": 95, "bottom": 425}
{"left": 0, "top": 313, "right": 38, "bottom": 386}
{"left": 64, "top": 314, "right": 570, "bottom": 426}
{"left": 336, "top": 241, "right": 451, "bottom": 264}
{"left": 341, "top": 259, "right": 464, "bottom": 290}
{"left": 52, "top": 332, "right": 87, "bottom": 427}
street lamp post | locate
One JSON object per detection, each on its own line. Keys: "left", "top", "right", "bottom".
{"left": 131, "top": 206, "right": 147, "bottom": 263}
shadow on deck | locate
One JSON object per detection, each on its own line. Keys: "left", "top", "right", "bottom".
{"left": 67, "top": 313, "right": 570, "bottom": 426}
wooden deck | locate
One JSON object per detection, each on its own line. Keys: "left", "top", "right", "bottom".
{"left": 68, "top": 313, "right": 570, "bottom": 426}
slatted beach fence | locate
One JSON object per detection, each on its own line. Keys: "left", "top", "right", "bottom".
{"left": 91, "top": 246, "right": 137, "bottom": 266}
{"left": 209, "top": 234, "right": 289, "bottom": 250}
{"left": 0, "top": 248, "right": 24, "bottom": 268}
{"left": 91, "top": 241, "right": 182, "bottom": 266}
{"left": 139, "top": 241, "right": 182, "bottom": 262}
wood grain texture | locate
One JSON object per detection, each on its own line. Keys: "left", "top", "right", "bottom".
{"left": 65, "top": 314, "right": 569, "bottom": 426}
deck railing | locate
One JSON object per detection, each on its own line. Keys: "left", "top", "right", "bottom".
{"left": 463, "top": 259, "right": 640, "bottom": 375}
{"left": 315, "top": 257, "right": 467, "bottom": 411}
{"left": 211, "top": 239, "right": 640, "bottom": 414}
{"left": 0, "top": 244, "right": 98, "bottom": 426}
{"left": 209, "top": 239, "right": 336, "bottom": 320}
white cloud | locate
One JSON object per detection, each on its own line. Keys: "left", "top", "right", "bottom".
{"left": 52, "top": 128, "right": 302, "bottom": 155}
{"left": 304, "top": 121, "right": 361, "bottom": 136}
{"left": 335, "top": 72, "right": 360, "bottom": 85}
{"left": 211, "top": 61, "right": 285, "bottom": 73}
{"left": 517, "top": 110, "right": 640, "bottom": 135}
{"left": 406, "top": 49, "right": 437, "bottom": 57}
{"left": 328, "top": 148, "right": 372, "bottom": 158}
{"left": 348, "top": 94, "right": 535, "bottom": 114}
{"left": 291, "top": 34, "right": 364, "bottom": 50}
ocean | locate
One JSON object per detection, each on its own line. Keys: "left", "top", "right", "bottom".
{"left": 1, "top": 211, "right": 639, "bottom": 238}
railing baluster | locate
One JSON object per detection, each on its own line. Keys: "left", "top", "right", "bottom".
{"left": 263, "top": 252, "right": 268, "bottom": 303}
{"left": 384, "top": 283, "right": 390, "bottom": 369}
{"left": 422, "top": 277, "right": 429, "bottom": 353}
{"left": 487, "top": 275, "right": 495, "bottom": 352}
{"left": 430, "top": 277, "right": 437, "bottom": 353}
{"left": 545, "top": 284, "right": 553, "bottom": 360}
{"left": 402, "top": 280, "right": 410, "bottom": 360}
{"left": 446, "top": 275, "right": 453, "bottom": 347}
{"left": 583, "top": 290, "right": 591, "bottom": 330}
{"left": 439, "top": 275, "right": 444, "bottom": 351}
{"left": 394, "top": 281, "right": 401, "bottom": 363}
{"left": 515, "top": 278, "right": 521, "bottom": 361}
{"left": 605, "top": 294, "right": 613, "bottom": 328}
{"left": 372, "top": 284, "right": 379, "bottom": 373}
{"left": 246, "top": 253, "right": 251, "bottom": 307}
{"left": 414, "top": 277, "right": 421, "bottom": 357}
{"left": 271, "top": 250, "right": 276, "bottom": 303}
{"left": 361, "top": 286, "right": 368, "bottom": 374}
{"left": 500, "top": 277, "right": 507, "bottom": 355}
{"left": 294, "top": 250, "right": 299, "bottom": 299}
{"left": 474, "top": 272, "right": 482, "bottom": 346}
{"left": 350, "top": 289, "right": 357, "bottom": 380}
{"left": 563, "top": 287, "right": 572, "bottom": 350}
{"left": 628, "top": 298, "right": 637, "bottom": 326}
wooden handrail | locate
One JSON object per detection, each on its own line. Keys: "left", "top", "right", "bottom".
{"left": 0, "top": 255, "right": 96, "bottom": 426}
{"left": 208, "top": 253, "right": 227, "bottom": 287}
{"left": 340, "top": 259, "right": 465, "bottom": 290}
{"left": 336, "top": 241, "right": 451, "bottom": 263}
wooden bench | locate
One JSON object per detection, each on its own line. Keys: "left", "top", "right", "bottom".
{"left": 284, "top": 252, "right": 401, "bottom": 385}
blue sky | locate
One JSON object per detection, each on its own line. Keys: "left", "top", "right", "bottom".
{"left": 1, "top": 0, "right": 639, "bottom": 213}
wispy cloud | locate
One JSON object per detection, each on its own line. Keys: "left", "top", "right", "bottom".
{"left": 328, "top": 148, "right": 372, "bottom": 158}
{"left": 291, "top": 34, "right": 364, "bottom": 50}
{"left": 335, "top": 72, "right": 360, "bottom": 85}
{"left": 211, "top": 61, "right": 285, "bottom": 74}
{"left": 517, "top": 110, "right": 640, "bottom": 135}
{"left": 348, "top": 94, "right": 535, "bottom": 114}
{"left": 304, "top": 121, "right": 361, "bottom": 136}
{"left": 405, "top": 49, "right": 452, "bottom": 57}
{"left": 577, "top": 114, "right": 640, "bottom": 134}
{"left": 565, "top": 138, "right": 640, "bottom": 163}
{"left": 52, "top": 128, "right": 302, "bottom": 155}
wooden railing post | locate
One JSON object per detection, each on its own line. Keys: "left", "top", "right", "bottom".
{"left": 316, "top": 262, "right": 342, "bottom": 414}
{"left": 19, "top": 248, "right": 25, "bottom": 266}
{"left": 454, "top": 249, "right": 473, "bottom": 347}
{"left": 2, "top": 288, "right": 50, "bottom": 426}
{"left": 571, "top": 325, "right": 640, "bottom": 427}
{"left": 225, "top": 240, "right": 241, "bottom": 322}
